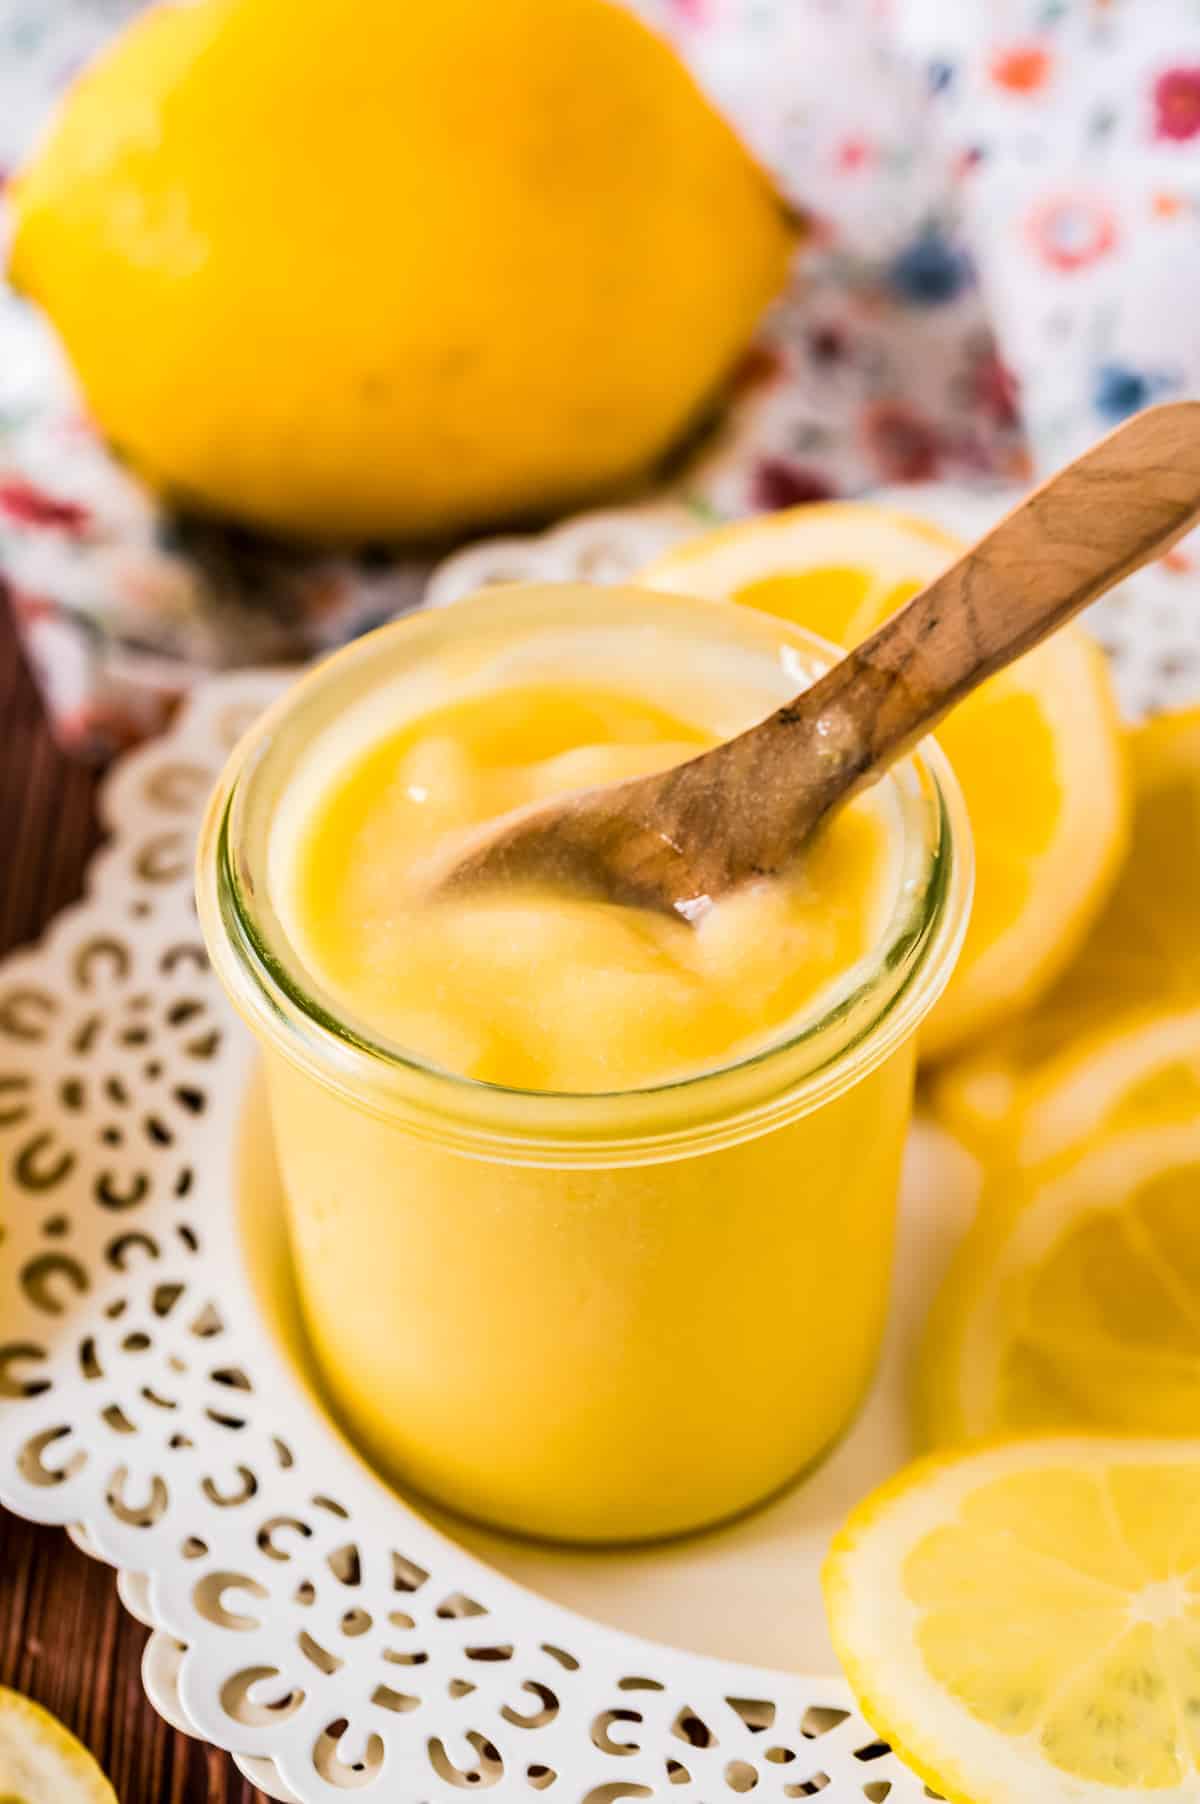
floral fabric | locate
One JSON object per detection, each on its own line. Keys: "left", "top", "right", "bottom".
{"left": 0, "top": 0, "right": 1197, "bottom": 755}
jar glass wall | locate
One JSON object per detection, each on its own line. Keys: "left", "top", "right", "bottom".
{"left": 197, "top": 585, "right": 971, "bottom": 1544}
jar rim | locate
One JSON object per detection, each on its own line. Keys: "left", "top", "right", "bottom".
{"left": 196, "top": 586, "right": 974, "bottom": 1166}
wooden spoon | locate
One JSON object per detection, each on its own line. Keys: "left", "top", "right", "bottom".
{"left": 438, "top": 402, "right": 1200, "bottom": 921}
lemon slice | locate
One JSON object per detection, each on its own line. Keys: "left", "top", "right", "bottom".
{"left": 1015, "top": 1006, "right": 1200, "bottom": 1166}
{"left": 0, "top": 1687, "right": 117, "bottom": 1802}
{"left": 933, "top": 704, "right": 1200, "bottom": 1148}
{"left": 641, "top": 502, "right": 1129, "bottom": 1060}
{"left": 825, "top": 1437, "right": 1200, "bottom": 1803}
{"left": 919, "top": 1007, "right": 1200, "bottom": 1447}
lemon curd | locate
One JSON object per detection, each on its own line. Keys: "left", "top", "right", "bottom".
{"left": 285, "top": 685, "right": 892, "bottom": 1093}
{"left": 199, "top": 584, "right": 970, "bottom": 1542}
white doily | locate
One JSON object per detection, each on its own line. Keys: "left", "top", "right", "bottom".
{"left": 1, "top": 496, "right": 1193, "bottom": 1804}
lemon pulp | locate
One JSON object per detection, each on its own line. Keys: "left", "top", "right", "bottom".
{"left": 920, "top": 1006, "right": 1200, "bottom": 1448}
{"left": 826, "top": 1441, "right": 1200, "bottom": 1803}
{"left": 641, "top": 501, "right": 1128, "bottom": 1062}
{"left": 0, "top": 1687, "right": 116, "bottom": 1804}
{"left": 933, "top": 704, "right": 1200, "bottom": 1146}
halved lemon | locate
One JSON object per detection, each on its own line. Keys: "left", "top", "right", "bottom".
{"left": 933, "top": 703, "right": 1200, "bottom": 1148}
{"left": 641, "top": 503, "right": 1129, "bottom": 1060}
{"left": 919, "top": 1007, "right": 1200, "bottom": 1447}
{"left": 0, "top": 1686, "right": 117, "bottom": 1802}
{"left": 825, "top": 1437, "right": 1200, "bottom": 1804}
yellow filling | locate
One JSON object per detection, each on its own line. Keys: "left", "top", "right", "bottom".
{"left": 286, "top": 679, "right": 893, "bottom": 1092}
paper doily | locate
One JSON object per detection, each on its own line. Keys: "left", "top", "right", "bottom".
{"left": 2, "top": 493, "right": 1195, "bottom": 1803}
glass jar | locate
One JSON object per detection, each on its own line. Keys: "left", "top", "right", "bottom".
{"left": 197, "top": 584, "right": 971, "bottom": 1545}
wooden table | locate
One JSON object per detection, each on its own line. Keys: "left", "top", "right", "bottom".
{"left": 0, "top": 603, "right": 258, "bottom": 1800}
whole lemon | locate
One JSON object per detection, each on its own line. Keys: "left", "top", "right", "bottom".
{"left": 9, "top": 0, "right": 792, "bottom": 543}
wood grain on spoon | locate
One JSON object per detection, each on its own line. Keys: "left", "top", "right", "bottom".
{"left": 439, "top": 401, "right": 1200, "bottom": 920}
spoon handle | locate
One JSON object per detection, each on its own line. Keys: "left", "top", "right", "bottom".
{"left": 813, "top": 398, "right": 1200, "bottom": 745}
{"left": 436, "top": 402, "right": 1200, "bottom": 918}
{"left": 683, "top": 400, "right": 1200, "bottom": 889}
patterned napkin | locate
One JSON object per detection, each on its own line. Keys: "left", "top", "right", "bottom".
{"left": 1, "top": 0, "right": 1198, "bottom": 755}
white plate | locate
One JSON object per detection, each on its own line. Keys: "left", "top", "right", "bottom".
{"left": 1, "top": 493, "right": 1193, "bottom": 1803}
